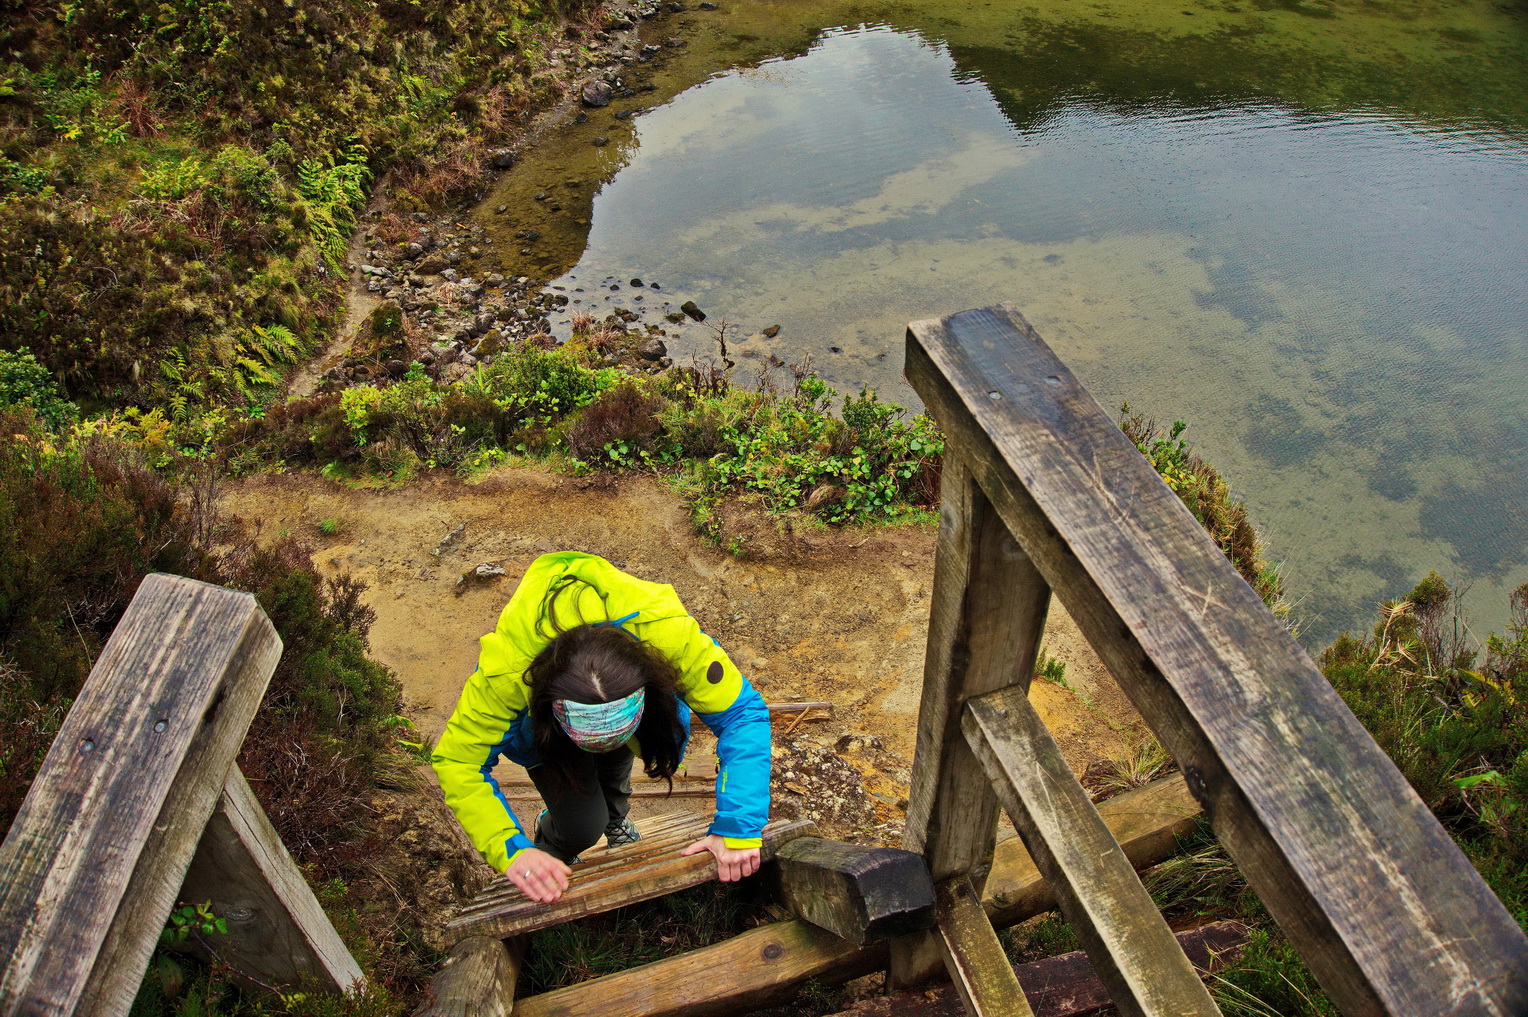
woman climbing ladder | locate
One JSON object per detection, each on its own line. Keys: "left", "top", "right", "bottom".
{"left": 432, "top": 551, "right": 772, "bottom": 903}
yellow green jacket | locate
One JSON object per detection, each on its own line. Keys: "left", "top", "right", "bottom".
{"left": 432, "top": 552, "right": 772, "bottom": 872}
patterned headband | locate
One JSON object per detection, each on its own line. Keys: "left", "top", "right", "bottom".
{"left": 552, "top": 687, "right": 646, "bottom": 753}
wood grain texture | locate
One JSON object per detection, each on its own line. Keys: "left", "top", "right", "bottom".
{"left": 0, "top": 574, "right": 282, "bottom": 1017}
{"left": 893, "top": 773, "right": 1201, "bottom": 991}
{"left": 179, "top": 768, "right": 365, "bottom": 993}
{"left": 934, "top": 876, "right": 1034, "bottom": 1017}
{"left": 512, "top": 920, "right": 888, "bottom": 1017}
{"left": 901, "top": 457, "right": 1051, "bottom": 886}
{"left": 985, "top": 773, "right": 1201, "bottom": 929}
{"left": 416, "top": 937, "right": 520, "bottom": 1017}
{"left": 510, "top": 779, "right": 1201, "bottom": 1017}
{"left": 964, "top": 685, "right": 1219, "bottom": 1017}
{"left": 906, "top": 304, "right": 1528, "bottom": 1016}
{"left": 824, "top": 921, "right": 1247, "bottom": 1017}
{"left": 773, "top": 837, "right": 936, "bottom": 945}
{"left": 444, "top": 815, "right": 814, "bottom": 945}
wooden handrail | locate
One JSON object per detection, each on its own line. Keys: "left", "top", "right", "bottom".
{"left": 0, "top": 574, "right": 363, "bottom": 1017}
{"left": 902, "top": 303, "right": 1528, "bottom": 1016}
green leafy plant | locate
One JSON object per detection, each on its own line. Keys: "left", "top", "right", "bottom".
{"left": 0, "top": 348, "right": 78, "bottom": 431}
{"left": 160, "top": 901, "right": 227, "bottom": 947}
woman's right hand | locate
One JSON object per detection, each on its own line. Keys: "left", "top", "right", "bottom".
{"left": 507, "top": 847, "right": 572, "bottom": 903}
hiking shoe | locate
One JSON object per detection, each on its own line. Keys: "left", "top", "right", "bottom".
{"left": 534, "top": 808, "right": 580, "bottom": 864}
{"left": 605, "top": 816, "right": 641, "bottom": 847}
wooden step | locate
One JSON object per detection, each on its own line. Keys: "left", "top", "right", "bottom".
{"left": 443, "top": 814, "right": 815, "bottom": 945}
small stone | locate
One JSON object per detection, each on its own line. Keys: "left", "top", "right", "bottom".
{"left": 680, "top": 300, "right": 706, "bottom": 322}
{"left": 441, "top": 268, "right": 460, "bottom": 283}
{"left": 762, "top": 324, "right": 781, "bottom": 337}
{"left": 593, "top": 136, "right": 610, "bottom": 147}
{"left": 491, "top": 148, "right": 515, "bottom": 169}
{"left": 614, "top": 109, "right": 633, "bottom": 120}
{"left": 582, "top": 80, "right": 614, "bottom": 107}
{"left": 575, "top": 111, "right": 589, "bottom": 123}
{"left": 525, "top": 229, "right": 541, "bottom": 240}
{"left": 665, "top": 1, "right": 684, "bottom": 10}
{"left": 630, "top": 278, "right": 643, "bottom": 287}
{"left": 535, "top": 192, "right": 548, "bottom": 200}
{"left": 663, "top": 36, "right": 684, "bottom": 48}
{"left": 406, "top": 242, "right": 424, "bottom": 257}
{"left": 638, "top": 338, "right": 667, "bottom": 361}
{"left": 699, "top": 1, "right": 717, "bottom": 8}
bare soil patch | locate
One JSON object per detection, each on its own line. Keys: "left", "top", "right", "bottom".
{"left": 221, "top": 467, "right": 1145, "bottom": 851}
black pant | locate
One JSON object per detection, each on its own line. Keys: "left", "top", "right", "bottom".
{"left": 527, "top": 746, "right": 634, "bottom": 862}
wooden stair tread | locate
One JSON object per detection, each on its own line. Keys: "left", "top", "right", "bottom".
{"left": 444, "top": 814, "right": 814, "bottom": 944}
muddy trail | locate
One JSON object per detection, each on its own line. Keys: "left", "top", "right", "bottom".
{"left": 222, "top": 469, "right": 1147, "bottom": 850}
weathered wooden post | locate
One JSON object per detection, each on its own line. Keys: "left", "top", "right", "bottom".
{"left": 903, "top": 302, "right": 1528, "bottom": 1016}
{"left": 0, "top": 573, "right": 364, "bottom": 1017}
{"left": 889, "top": 451, "right": 1050, "bottom": 1011}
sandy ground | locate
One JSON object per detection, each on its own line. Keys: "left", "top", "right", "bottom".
{"left": 221, "top": 467, "right": 1146, "bottom": 844}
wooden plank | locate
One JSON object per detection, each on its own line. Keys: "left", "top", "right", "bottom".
{"left": 900, "top": 457, "right": 1051, "bottom": 886}
{"left": 450, "top": 812, "right": 736, "bottom": 918}
{"left": 935, "top": 876, "right": 1034, "bottom": 1017}
{"left": 985, "top": 773, "right": 1201, "bottom": 929}
{"left": 513, "top": 920, "right": 888, "bottom": 1017}
{"left": 498, "top": 782, "right": 713, "bottom": 796}
{"left": 444, "top": 816, "right": 815, "bottom": 945}
{"left": 416, "top": 937, "right": 521, "bottom": 1017}
{"left": 825, "top": 921, "right": 1248, "bottom": 1017}
{"left": 906, "top": 303, "right": 1528, "bottom": 1016}
{"left": 178, "top": 768, "right": 365, "bottom": 993}
{"left": 0, "top": 574, "right": 282, "bottom": 1017}
{"left": 773, "top": 837, "right": 936, "bottom": 946}
{"left": 509, "top": 779, "right": 1202, "bottom": 1017}
{"left": 964, "top": 685, "right": 1220, "bottom": 1017}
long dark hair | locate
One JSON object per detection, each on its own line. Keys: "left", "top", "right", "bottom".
{"left": 527, "top": 622, "right": 686, "bottom": 793}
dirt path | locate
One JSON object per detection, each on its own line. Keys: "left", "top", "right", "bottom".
{"left": 222, "top": 467, "right": 1146, "bottom": 842}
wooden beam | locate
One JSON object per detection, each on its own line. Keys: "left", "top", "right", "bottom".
{"left": 893, "top": 456, "right": 1050, "bottom": 988}
{"left": 773, "top": 837, "right": 936, "bottom": 946}
{"left": 416, "top": 937, "right": 521, "bottom": 1017}
{"left": 0, "top": 574, "right": 283, "bottom": 1017}
{"left": 509, "top": 775, "right": 1201, "bottom": 1017}
{"left": 964, "top": 685, "right": 1219, "bottom": 1017}
{"left": 824, "top": 921, "right": 1248, "bottom": 1017}
{"left": 906, "top": 303, "right": 1528, "bottom": 1016}
{"left": 894, "top": 772, "right": 1201, "bottom": 991}
{"left": 512, "top": 920, "right": 888, "bottom": 1017}
{"left": 178, "top": 768, "right": 365, "bottom": 993}
{"left": 985, "top": 773, "right": 1201, "bottom": 929}
{"left": 444, "top": 815, "right": 815, "bottom": 945}
{"left": 900, "top": 457, "right": 1051, "bottom": 886}
{"left": 935, "top": 876, "right": 1034, "bottom": 1017}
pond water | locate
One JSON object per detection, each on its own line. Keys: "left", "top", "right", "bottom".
{"left": 470, "top": 0, "right": 1528, "bottom": 645}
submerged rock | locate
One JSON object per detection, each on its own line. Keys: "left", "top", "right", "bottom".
{"left": 680, "top": 300, "right": 706, "bottom": 322}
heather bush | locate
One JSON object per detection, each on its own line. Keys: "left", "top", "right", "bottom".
{"left": 0, "top": 0, "right": 592, "bottom": 407}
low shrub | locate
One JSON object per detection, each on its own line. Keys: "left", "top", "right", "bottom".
{"left": 1121, "top": 406, "right": 1285, "bottom": 610}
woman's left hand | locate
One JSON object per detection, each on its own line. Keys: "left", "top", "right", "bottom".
{"left": 680, "top": 834, "right": 761, "bottom": 882}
